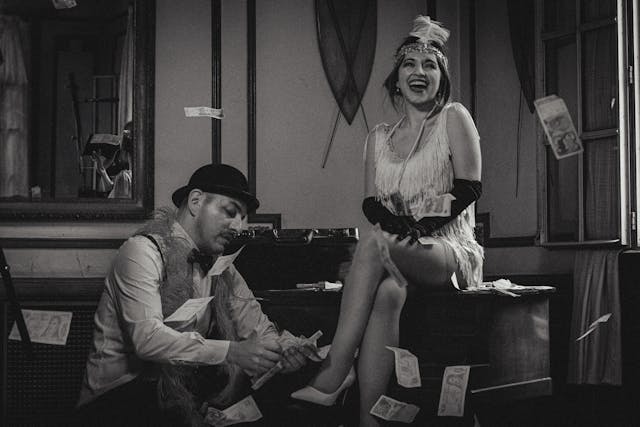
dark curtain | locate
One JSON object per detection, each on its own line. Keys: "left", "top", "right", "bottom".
{"left": 507, "top": 0, "right": 536, "bottom": 113}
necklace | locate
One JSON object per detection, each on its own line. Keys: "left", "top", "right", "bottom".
{"left": 383, "top": 115, "right": 428, "bottom": 215}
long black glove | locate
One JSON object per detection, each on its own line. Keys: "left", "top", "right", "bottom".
{"left": 362, "top": 197, "right": 414, "bottom": 236}
{"left": 412, "top": 179, "right": 482, "bottom": 237}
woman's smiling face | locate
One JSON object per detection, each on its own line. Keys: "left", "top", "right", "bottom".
{"left": 396, "top": 50, "right": 441, "bottom": 110}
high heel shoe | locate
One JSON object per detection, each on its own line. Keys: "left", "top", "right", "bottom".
{"left": 290, "top": 367, "right": 356, "bottom": 406}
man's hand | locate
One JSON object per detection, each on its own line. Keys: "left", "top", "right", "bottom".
{"left": 279, "top": 343, "right": 320, "bottom": 373}
{"left": 226, "top": 331, "right": 282, "bottom": 377}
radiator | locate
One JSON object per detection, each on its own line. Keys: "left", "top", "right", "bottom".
{"left": 2, "top": 303, "right": 97, "bottom": 427}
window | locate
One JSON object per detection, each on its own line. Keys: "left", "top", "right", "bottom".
{"left": 536, "top": 0, "right": 636, "bottom": 246}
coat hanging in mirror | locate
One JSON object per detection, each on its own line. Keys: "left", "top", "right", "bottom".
{"left": 315, "top": 0, "right": 376, "bottom": 125}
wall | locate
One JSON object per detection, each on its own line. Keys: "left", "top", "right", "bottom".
{"left": 2, "top": 0, "right": 428, "bottom": 276}
{"left": 1, "top": 0, "right": 574, "bottom": 278}
{"left": 472, "top": 0, "right": 574, "bottom": 275}
{"left": 2, "top": 0, "right": 215, "bottom": 277}
{"left": 220, "top": 0, "right": 428, "bottom": 231}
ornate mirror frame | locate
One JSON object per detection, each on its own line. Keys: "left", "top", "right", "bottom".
{"left": 0, "top": 0, "right": 155, "bottom": 221}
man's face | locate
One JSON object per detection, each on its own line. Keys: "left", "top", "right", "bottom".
{"left": 193, "top": 193, "right": 247, "bottom": 254}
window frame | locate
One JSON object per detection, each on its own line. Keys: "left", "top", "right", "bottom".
{"left": 536, "top": 0, "right": 634, "bottom": 247}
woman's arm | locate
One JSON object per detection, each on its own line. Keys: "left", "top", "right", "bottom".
{"left": 448, "top": 103, "right": 481, "bottom": 182}
{"left": 363, "top": 129, "right": 377, "bottom": 198}
{"left": 92, "top": 152, "right": 114, "bottom": 190}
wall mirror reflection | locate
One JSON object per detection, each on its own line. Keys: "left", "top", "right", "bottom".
{"left": 0, "top": 0, "right": 154, "bottom": 220}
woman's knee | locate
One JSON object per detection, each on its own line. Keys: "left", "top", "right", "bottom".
{"left": 353, "top": 232, "right": 382, "bottom": 265}
{"left": 372, "top": 277, "right": 407, "bottom": 314}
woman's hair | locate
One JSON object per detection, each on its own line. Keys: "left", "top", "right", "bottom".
{"left": 120, "top": 121, "right": 133, "bottom": 155}
{"left": 383, "top": 36, "right": 451, "bottom": 116}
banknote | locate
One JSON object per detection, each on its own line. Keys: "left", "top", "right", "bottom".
{"left": 386, "top": 346, "right": 421, "bottom": 388}
{"left": 369, "top": 395, "right": 420, "bottom": 423}
{"left": 209, "top": 246, "right": 244, "bottom": 276}
{"left": 163, "top": 296, "right": 214, "bottom": 324}
{"left": 576, "top": 312, "right": 612, "bottom": 342}
{"left": 534, "top": 95, "right": 583, "bottom": 160}
{"left": 9, "top": 309, "right": 72, "bottom": 346}
{"left": 204, "top": 407, "right": 226, "bottom": 426}
{"left": 218, "top": 396, "right": 262, "bottom": 426}
{"left": 52, "top": 0, "right": 77, "bottom": 9}
{"left": 251, "top": 330, "right": 324, "bottom": 390}
{"left": 437, "top": 365, "right": 470, "bottom": 417}
{"left": 373, "top": 224, "right": 408, "bottom": 287}
{"left": 416, "top": 193, "right": 456, "bottom": 218}
{"left": 317, "top": 344, "right": 331, "bottom": 360}
{"left": 184, "top": 106, "right": 224, "bottom": 119}
{"left": 250, "top": 361, "right": 282, "bottom": 391}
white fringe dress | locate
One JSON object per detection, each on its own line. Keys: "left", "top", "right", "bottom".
{"left": 371, "top": 102, "right": 484, "bottom": 288}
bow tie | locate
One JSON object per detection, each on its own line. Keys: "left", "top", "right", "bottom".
{"left": 187, "top": 249, "right": 214, "bottom": 273}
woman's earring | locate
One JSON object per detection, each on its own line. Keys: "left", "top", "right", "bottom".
{"left": 395, "top": 86, "right": 401, "bottom": 95}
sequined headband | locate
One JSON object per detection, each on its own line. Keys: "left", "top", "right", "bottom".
{"left": 395, "top": 42, "right": 445, "bottom": 64}
{"left": 395, "top": 15, "right": 450, "bottom": 65}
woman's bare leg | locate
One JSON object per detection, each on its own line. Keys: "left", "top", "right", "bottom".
{"left": 357, "top": 277, "right": 407, "bottom": 427}
{"left": 310, "top": 232, "right": 457, "bottom": 394}
{"left": 310, "top": 234, "right": 385, "bottom": 392}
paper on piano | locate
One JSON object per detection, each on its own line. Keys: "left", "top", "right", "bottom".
{"left": 468, "top": 279, "right": 555, "bottom": 297}
{"left": 208, "top": 246, "right": 244, "bottom": 276}
{"left": 295, "top": 280, "right": 342, "bottom": 291}
{"left": 9, "top": 309, "right": 72, "bottom": 346}
{"left": 164, "top": 296, "right": 214, "bottom": 324}
{"left": 52, "top": 0, "right": 77, "bottom": 9}
{"left": 437, "top": 365, "right": 470, "bottom": 417}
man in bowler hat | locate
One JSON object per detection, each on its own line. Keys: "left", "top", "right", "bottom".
{"left": 76, "top": 164, "right": 316, "bottom": 426}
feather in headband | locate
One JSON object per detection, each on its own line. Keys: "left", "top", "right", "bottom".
{"left": 395, "top": 16, "right": 450, "bottom": 63}
{"left": 409, "top": 15, "right": 449, "bottom": 46}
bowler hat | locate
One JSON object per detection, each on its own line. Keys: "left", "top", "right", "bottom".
{"left": 171, "top": 164, "right": 259, "bottom": 213}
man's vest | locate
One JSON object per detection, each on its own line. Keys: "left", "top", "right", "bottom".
{"left": 133, "top": 208, "right": 242, "bottom": 424}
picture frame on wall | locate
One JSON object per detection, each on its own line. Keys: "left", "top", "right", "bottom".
{"left": 247, "top": 213, "right": 281, "bottom": 231}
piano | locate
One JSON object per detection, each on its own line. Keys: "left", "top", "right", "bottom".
{"left": 233, "top": 228, "right": 555, "bottom": 423}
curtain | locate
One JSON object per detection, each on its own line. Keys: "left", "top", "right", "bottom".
{"left": 568, "top": 250, "right": 622, "bottom": 385}
{"left": 584, "top": 139, "right": 619, "bottom": 240}
{"left": 506, "top": 0, "right": 535, "bottom": 113}
{"left": 0, "top": 15, "right": 29, "bottom": 198}
{"left": 118, "top": 5, "right": 134, "bottom": 133}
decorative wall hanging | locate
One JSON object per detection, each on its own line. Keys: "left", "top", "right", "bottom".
{"left": 315, "top": 0, "right": 376, "bottom": 167}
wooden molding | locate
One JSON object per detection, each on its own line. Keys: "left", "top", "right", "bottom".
{"left": 0, "top": 278, "right": 104, "bottom": 301}
{"left": 476, "top": 212, "right": 537, "bottom": 248}
{"left": 0, "top": 238, "right": 124, "bottom": 249}
{"left": 247, "top": 0, "right": 257, "bottom": 195}
{"left": 212, "top": 0, "right": 222, "bottom": 163}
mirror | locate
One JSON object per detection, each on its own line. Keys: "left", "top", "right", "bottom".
{"left": 0, "top": 0, "right": 154, "bottom": 220}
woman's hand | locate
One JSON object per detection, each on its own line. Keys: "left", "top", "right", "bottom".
{"left": 92, "top": 151, "right": 104, "bottom": 169}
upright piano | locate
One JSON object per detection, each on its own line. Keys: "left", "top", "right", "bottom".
{"left": 233, "top": 228, "right": 555, "bottom": 423}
